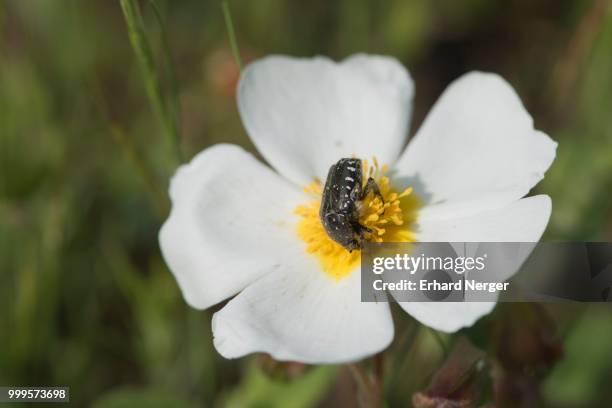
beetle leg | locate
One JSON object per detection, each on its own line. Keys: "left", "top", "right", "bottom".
{"left": 349, "top": 182, "right": 361, "bottom": 203}
{"left": 347, "top": 239, "right": 361, "bottom": 253}
{"left": 361, "top": 177, "right": 384, "bottom": 204}
{"left": 357, "top": 223, "right": 373, "bottom": 234}
{"left": 352, "top": 221, "right": 373, "bottom": 240}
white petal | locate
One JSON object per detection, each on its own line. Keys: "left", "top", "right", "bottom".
{"left": 416, "top": 195, "right": 552, "bottom": 242}
{"left": 238, "top": 54, "right": 414, "bottom": 186}
{"left": 159, "top": 144, "right": 308, "bottom": 310}
{"left": 394, "top": 72, "right": 556, "bottom": 211}
{"left": 400, "top": 301, "right": 497, "bottom": 333}
{"left": 212, "top": 259, "right": 393, "bottom": 364}
{"left": 396, "top": 195, "right": 552, "bottom": 332}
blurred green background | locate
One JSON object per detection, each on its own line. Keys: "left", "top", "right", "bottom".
{"left": 1, "top": 0, "right": 612, "bottom": 406}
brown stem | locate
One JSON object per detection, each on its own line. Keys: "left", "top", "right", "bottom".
{"left": 348, "top": 359, "right": 384, "bottom": 408}
{"left": 551, "top": 0, "right": 612, "bottom": 109}
{"left": 374, "top": 353, "right": 384, "bottom": 391}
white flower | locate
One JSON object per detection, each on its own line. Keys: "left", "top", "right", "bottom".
{"left": 159, "top": 54, "right": 556, "bottom": 364}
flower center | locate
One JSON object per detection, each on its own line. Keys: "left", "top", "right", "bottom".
{"left": 294, "top": 158, "right": 420, "bottom": 280}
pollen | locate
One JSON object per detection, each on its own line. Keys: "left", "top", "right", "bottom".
{"left": 294, "top": 159, "right": 420, "bottom": 280}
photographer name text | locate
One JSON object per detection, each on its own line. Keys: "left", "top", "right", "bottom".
{"left": 372, "top": 279, "right": 509, "bottom": 293}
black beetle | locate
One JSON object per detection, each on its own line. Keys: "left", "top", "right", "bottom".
{"left": 319, "top": 158, "right": 383, "bottom": 252}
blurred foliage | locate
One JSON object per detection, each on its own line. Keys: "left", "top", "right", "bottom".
{"left": 543, "top": 306, "right": 612, "bottom": 406}
{"left": 223, "top": 362, "right": 337, "bottom": 408}
{"left": 1, "top": 0, "right": 612, "bottom": 406}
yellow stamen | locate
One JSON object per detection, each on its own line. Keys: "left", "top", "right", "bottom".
{"left": 294, "top": 159, "right": 420, "bottom": 280}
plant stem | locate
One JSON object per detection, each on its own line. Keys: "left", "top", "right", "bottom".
{"left": 221, "top": 0, "right": 243, "bottom": 71}
{"left": 385, "top": 320, "right": 419, "bottom": 394}
{"left": 148, "top": 0, "right": 182, "bottom": 142}
{"left": 348, "top": 362, "right": 383, "bottom": 408}
{"left": 551, "top": 0, "right": 611, "bottom": 108}
{"left": 348, "top": 363, "right": 370, "bottom": 391}
{"left": 120, "top": 0, "right": 182, "bottom": 165}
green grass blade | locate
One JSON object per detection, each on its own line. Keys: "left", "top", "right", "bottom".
{"left": 120, "top": 0, "right": 182, "bottom": 164}
{"left": 148, "top": 0, "right": 182, "bottom": 141}
{"left": 221, "top": 0, "right": 243, "bottom": 71}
